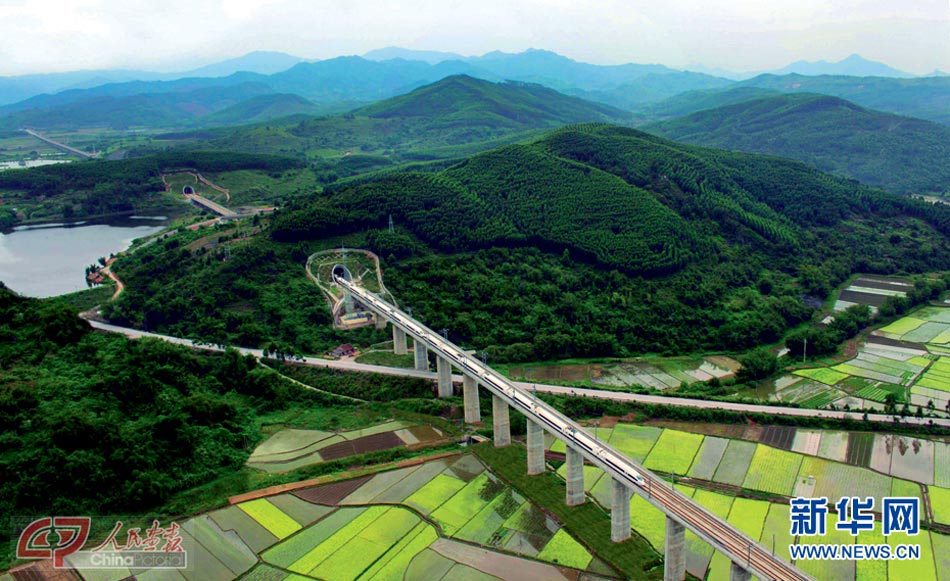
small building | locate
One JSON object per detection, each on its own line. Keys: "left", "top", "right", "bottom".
{"left": 331, "top": 343, "right": 357, "bottom": 357}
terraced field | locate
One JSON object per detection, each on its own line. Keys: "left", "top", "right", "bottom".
{"left": 247, "top": 421, "right": 444, "bottom": 472}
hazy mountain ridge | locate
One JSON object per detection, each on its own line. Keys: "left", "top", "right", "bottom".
{"left": 768, "top": 54, "right": 914, "bottom": 78}
{"left": 0, "top": 51, "right": 307, "bottom": 107}
{"left": 739, "top": 73, "right": 950, "bottom": 125}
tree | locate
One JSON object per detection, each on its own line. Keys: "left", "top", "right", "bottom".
{"left": 884, "top": 393, "right": 899, "bottom": 416}
{"left": 737, "top": 348, "right": 779, "bottom": 381}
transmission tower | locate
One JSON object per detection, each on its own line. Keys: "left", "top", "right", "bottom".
{"left": 388, "top": 214, "right": 394, "bottom": 233}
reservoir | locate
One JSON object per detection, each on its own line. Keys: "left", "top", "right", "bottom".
{"left": 0, "top": 215, "right": 168, "bottom": 298}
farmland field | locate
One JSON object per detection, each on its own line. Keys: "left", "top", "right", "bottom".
{"left": 404, "top": 473, "right": 467, "bottom": 514}
{"left": 535, "top": 529, "right": 593, "bottom": 570}
{"left": 888, "top": 437, "right": 935, "bottom": 484}
{"left": 905, "top": 322, "right": 950, "bottom": 343}
{"left": 687, "top": 437, "right": 729, "bottom": 480}
{"left": 643, "top": 429, "right": 704, "bottom": 474}
{"left": 930, "top": 486, "right": 950, "bottom": 525}
{"left": 796, "top": 513, "right": 856, "bottom": 581}
{"left": 797, "top": 456, "right": 891, "bottom": 503}
{"left": 247, "top": 421, "right": 435, "bottom": 473}
{"left": 237, "top": 498, "right": 304, "bottom": 539}
{"left": 772, "top": 378, "right": 843, "bottom": 408}
{"left": 629, "top": 493, "right": 672, "bottom": 550}
{"left": 683, "top": 489, "right": 734, "bottom": 579}
{"left": 607, "top": 423, "right": 661, "bottom": 462}
{"left": 727, "top": 497, "right": 769, "bottom": 538}
{"left": 793, "top": 367, "right": 849, "bottom": 386}
{"left": 888, "top": 531, "right": 936, "bottom": 581}
{"left": 916, "top": 357, "right": 950, "bottom": 392}
{"left": 705, "top": 496, "right": 771, "bottom": 581}
{"left": 712, "top": 440, "right": 757, "bottom": 486}
{"left": 791, "top": 430, "right": 821, "bottom": 456}
{"left": 429, "top": 473, "right": 496, "bottom": 535}
{"left": 759, "top": 504, "right": 793, "bottom": 562}
{"left": 262, "top": 508, "right": 371, "bottom": 568}
{"left": 742, "top": 445, "right": 803, "bottom": 495}
{"left": 246, "top": 453, "right": 607, "bottom": 580}
{"left": 931, "top": 532, "right": 950, "bottom": 581}
{"left": 879, "top": 317, "right": 927, "bottom": 336}
{"left": 855, "top": 382, "right": 905, "bottom": 403}
{"left": 935, "top": 443, "right": 950, "bottom": 488}
{"left": 891, "top": 478, "right": 922, "bottom": 500}
{"left": 816, "top": 431, "right": 849, "bottom": 462}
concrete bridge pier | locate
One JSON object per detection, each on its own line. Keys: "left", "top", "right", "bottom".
{"left": 392, "top": 327, "right": 408, "bottom": 355}
{"left": 729, "top": 562, "right": 752, "bottom": 581}
{"left": 565, "top": 447, "right": 585, "bottom": 506}
{"left": 664, "top": 517, "right": 686, "bottom": 581}
{"left": 492, "top": 395, "right": 511, "bottom": 447}
{"left": 611, "top": 479, "right": 632, "bottom": 542}
{"left": 413, "top": 340, "right": 428, "bottom": 371}
{"left": 375, "top": 314, "right": 387, "bottom": 329}
{"left": 436, "top": 356, "right": 453, "bottom": 398}
{"left": 463, "top": 375, "right": 480, "bottom": 423}
{"left": 526, "top": 419, "right": 545, "bottom": 475}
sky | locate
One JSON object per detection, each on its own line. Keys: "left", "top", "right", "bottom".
{"left": 0, "top": 0, "right": 948, "bottom": 76}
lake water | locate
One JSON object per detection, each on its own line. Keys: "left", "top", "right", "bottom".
{"left": 0, "top": 159, "right": 71, "bottom": 171}
{"left": 0, "top": 215, "right": 168, "bottom": 298}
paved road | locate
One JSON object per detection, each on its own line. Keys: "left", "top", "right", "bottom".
{"left": 184, "top": 193, "right": 237, "bottom": 217}
{"left": 83, "top": 319, "right": 950, "bottom": 430}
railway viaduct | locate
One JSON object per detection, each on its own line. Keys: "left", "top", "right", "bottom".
{"left": 333, "top": 275, "right": 813, "bottom": 581}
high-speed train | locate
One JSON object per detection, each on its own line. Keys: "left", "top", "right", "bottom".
{"left": 336, "top": 276, "right": 648, "bottom": 488}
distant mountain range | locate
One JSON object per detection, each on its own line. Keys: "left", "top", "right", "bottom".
{"left": 362, "top": 49, "right": 918, "bottom": 80}
{"left": 646, "top": 93, "right": 950, "bottom": 195}
{"left": 0, "top": 51, "right": 309, "bottom": 107}
{"left": 767, "top": 54, "right": 914, "bottom": 78}
{"left": 2, "top": 48, "right": 949, "bottom": 132}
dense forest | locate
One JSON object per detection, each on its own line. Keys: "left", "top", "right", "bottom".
{"left": 105, "top": 124, "right": 950, "bottom": 360}
{"left": 0, "top": 284, "right": 295, "bottom": 518}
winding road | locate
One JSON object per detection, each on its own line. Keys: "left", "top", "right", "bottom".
{"left": 81, "top": 318, "right": 950, "bottom": 428}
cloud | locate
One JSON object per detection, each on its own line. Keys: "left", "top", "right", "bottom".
{"left": 0, "top": 0, "right": 946, "bottom": 74}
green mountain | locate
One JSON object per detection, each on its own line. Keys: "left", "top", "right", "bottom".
{"left": 105, "top": 124, "right": 950, "bottom": 361}
{"left": 740, "top": 73, "right": 950, "bottom": 125}
{"left": 356, "top": 75, "right": 631, "bottom": 124}
{"left": 204, "top": 75, "right": 634, "bottom": 162}
{"left": 201, "top": 93, "right": 324, "bottom": 126}
{"left": 646, "top": 93, "right": 950, "bottom": 195}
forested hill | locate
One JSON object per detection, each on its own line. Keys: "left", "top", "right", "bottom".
{"left": 108, "top": 124, "right": 950, "bottom": 361}
{"left": 206, "top": 76, "right": 634, "bottom": 160}
{"left": 645, "top": 93, "right": 950, "bottom": 195}
{"left": 274, "top": 122, "right": 950, "bottom": 268}
{"left": 356, "top": 75, "right": 632, "bottom": 125}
